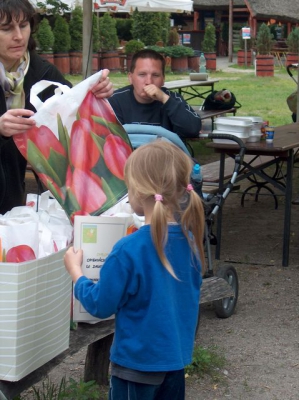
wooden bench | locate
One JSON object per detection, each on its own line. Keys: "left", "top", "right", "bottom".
{"left": 193, "top": 106, "right": 237, "bottom": 130}
{"left": 201, "top": 154, "right": 275, "bottom": 184}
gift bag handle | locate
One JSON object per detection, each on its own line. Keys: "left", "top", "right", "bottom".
{"left": 30, "top": 80, "right": 71, "bottom": 111}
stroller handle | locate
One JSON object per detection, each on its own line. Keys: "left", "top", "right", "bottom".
{"left": 286, "top": 63, "right": 298, "bottom": 80}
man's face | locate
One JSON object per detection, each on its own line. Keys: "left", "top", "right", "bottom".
{"left": 0, "top": 14, "right": 30, "bottom": 70}
{"left": 129, "top": 58, "right": 165, "bottom": 104}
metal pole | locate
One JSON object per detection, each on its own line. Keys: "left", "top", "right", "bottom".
{"left": 83, "top": 0, "right": 93, "bottom": 78}
{"left": 297, "top": 65, "right": 299, "bottom": 122}
{"left": 228, "top": 0, "right": 233, "bottom": 62}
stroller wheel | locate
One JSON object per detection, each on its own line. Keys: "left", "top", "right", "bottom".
{"left": 213, "top": 264, "right": 238, "bottom": 318}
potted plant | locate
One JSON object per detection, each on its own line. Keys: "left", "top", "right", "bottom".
{"left": 286, "top": 27, "right": 299, "bottom": 65}
{"left": 124, "top": 39, "right": 145, "bottom": 71}
{"left": 36, "top": 17, "right": 54, "bottom": 64}
{"left": 52, "top": 14, "right": 71, "bottom": 74}
{"left": 69, "top": 5, "right": 83, "bottom": 75}
{"left": 255, "top": 23, "right": 275, "bottom": 77}
{"left": 98, "top": 12, "right": 120, "bottom": 72}
{"left": 164, "top": 45, "right": 194, "bottom": 72}
{"left": 201, "top": 23, "right": 217, "bottom": 70}
{"left": 237, "top": 33, "right": 253, "bottom": 67}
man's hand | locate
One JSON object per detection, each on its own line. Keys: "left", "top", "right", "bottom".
{"left": 143, "top": 84, "right": 169, "bottom": 104}
{"left": 92, "top": 68, "right": 114, "bottom": 99}
{"left": 0, "top": 109, "right": 35, "bottom": 137}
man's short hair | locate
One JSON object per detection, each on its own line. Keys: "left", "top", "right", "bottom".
{"left": 130, "top": 49, "right": 166, "bottom": 75}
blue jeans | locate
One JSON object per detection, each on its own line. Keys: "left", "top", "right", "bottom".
{"left": 109, "top": 369, "right": 185, "bottom": 400}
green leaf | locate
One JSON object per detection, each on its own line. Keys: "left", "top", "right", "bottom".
{"left": 47, "top": 149, "right": 68, "bottom": 186}
{"left": 57, "top": 113, "right": 69, "bottom": 155}
{"left": 27, "top": 141, "right": 64, "bottom": 187}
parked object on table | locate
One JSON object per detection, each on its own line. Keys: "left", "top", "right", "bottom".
{"left": 212, "top": 116, "right": 252, "bottom": 144}
{"left": 202, "top": 89, "right": 241, "bottom": 111}
{"left": 199, "top": 52, "right": 207, "bottom": 72}
{"left": 265, "top": 126, "right": 275, "bottom": 143}
{"left": 224, "top": 116, "right": 264, "bottom": 142}
{"left": 189, "top": 72, "right": 208, "bottom": 81}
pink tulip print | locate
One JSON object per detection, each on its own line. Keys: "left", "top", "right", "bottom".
{"left": 13, "top": 90, "right": 132, "bottom": 223}
{"left": 6, "top": 245, "right": 36, "bottom": 263}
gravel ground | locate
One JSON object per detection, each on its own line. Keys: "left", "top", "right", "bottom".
{"left": 19, "top": 145, "right": 299, "bottom": 400}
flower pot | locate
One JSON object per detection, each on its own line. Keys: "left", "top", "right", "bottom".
{"left": 255, "top": 55, "right": 274, "bottom": 77}
{"left": 188, "top": 55, "right": 199, "bottom": 72}
{"left": 54, "top": 52, "right": 70, "bottom": 74}
{"left": 204, "top": 52, "right": 216, "bottom": 71}
{"left": 100, "top": 50, "right": 121, "bottom": 72}
{"left": 171, "top": 56, "right": 188, "bottom": 72}
{"left": 69, "top": 51, "right": 82, "bottom": 75}
{"left": 237, "top": 50, "right": 252, "bottom": 66}
{"left": 38, "top": 52, "right": 54, "bottom": 65}
{"left": 286, "top": 52, "right": 299, "bottom": 66}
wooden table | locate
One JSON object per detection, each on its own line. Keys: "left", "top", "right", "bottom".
{"left": 206, "top": 123, "right": 299, "bottom": 267}
{"left": 164, "top": 78, "right": 219, "bottom": 103}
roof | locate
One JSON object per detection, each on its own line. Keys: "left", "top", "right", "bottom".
{"left": 245, "top": 0, "right": 299, "bottom": 23}
{"left": 193, "top": 0, "right": 245, "bottom": 10}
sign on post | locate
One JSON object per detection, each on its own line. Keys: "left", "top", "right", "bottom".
{"left": 241, "top": 27, "right": 251, "bottom": 68}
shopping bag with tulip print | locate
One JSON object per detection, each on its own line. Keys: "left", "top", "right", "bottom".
{"left": 13, "top": 71, "right": 132, "bottom": 223}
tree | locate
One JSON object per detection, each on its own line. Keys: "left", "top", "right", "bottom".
{"left": 53, "top": 14, "right": 71, "bottom": 53}
{"left": 160, "top": 13, "right": 170, "bottom": 46}
{"left": 202, "top": 23, "right": 216, "bottom": 53}
{"left": 131, "top": 9, "right": 161, "bottom": 46}
{"left": 256, "top": 23, "right": 274, "bottom": 55}
{"left": 36, "top": 0, "right": 70, "bottom": 15}
{"left": 69, "top": 5, "right": 83, "bottom": 52}
{"left": 36, "top": 18, "right": 54, "bottom": 53}
{"left": 98, "top": 13, "right": 119, "bottom": 51}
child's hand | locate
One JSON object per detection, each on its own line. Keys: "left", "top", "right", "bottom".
{"left": 64, "top": 246, "right": 84, "bottom": 283}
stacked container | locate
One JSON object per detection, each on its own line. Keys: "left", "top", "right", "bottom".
{"left": 213, "top": 116, "right": 264, "bottom": 144}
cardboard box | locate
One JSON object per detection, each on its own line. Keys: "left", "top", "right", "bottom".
{"left": 0, "top": 248, "right": 71, "bottom": 381}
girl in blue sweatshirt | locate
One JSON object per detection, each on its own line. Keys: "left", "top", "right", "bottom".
{"left": 64, "top": 140, "right": 205, "bottom": 400}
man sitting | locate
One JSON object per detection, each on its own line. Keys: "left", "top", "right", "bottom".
{"left": 108, "top": 49, "right": 201, "bottom": 139}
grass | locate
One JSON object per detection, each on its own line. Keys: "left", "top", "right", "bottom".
{"left": 66, "top": 63, "right": 297, "bottom": 128}
{"left": 185, "top": 345, "right": 226, "bottom": 382}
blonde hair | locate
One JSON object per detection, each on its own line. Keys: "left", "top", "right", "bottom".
{"left": 124, "top": 141, "right": 205, "bottom": 278}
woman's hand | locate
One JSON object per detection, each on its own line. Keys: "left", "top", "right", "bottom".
{"left": 0, "top": 109, "right": 35, "bottom": 137}
{"left": 92, "top": 69, "right": 113, "bottom": 99}
{"left": 64, "top": 246, "right": 84, "bottom": 283}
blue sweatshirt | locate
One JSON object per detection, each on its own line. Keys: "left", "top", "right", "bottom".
{"left": 75, "top": 224, "right": 202, "bottom": 372}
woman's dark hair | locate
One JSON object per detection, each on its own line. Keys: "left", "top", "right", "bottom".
{"left": 0, "top": 0, "right": 37, "bottom": 50}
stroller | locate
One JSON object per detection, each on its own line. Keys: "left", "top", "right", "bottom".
{"left": 124, "top": 124, "right": 246, "bottom": 319}
{"left": 286, "top": 63, "right": 299, "bottom": 122}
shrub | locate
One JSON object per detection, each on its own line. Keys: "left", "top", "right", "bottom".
{"left": 164, "top": 45, "right": 194, "bottom": 58}
{"left": 124, "top": 39, "right": 145, "bottom": 55}
{"left": 69, "top": 5, "right": 83, "bottom": 52}
{"left": 131, "top": 9, "right": 161, "bottom": 46}
{"left": 202, "top": 23, "right": 216, "bottom": 53}
{"left": 115, "top": 18, "right": 133, "bottom": 41}
{"left": 256, "top": 23, "right": 274, "bottom": 55}
{"left": 36, "top": 18, "right": 54, "bottom": 53}
{"left": 98, "top": 12, "right": 119, "bottom": 51}
{"left": 168, "top": 27, "right": 180, "bottom": 46}
{"left": 53, "top": 15, "right": 71, "bottom": 53}
{"left": 287, "top": 27, "right": 299, "bottom": 53}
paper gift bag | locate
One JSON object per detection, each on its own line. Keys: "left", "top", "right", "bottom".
{"left": 0, "top": 248, "right": 72, "bottom": 381}
{"left": 13, "top": 71, "right": 132, "bottom": 222}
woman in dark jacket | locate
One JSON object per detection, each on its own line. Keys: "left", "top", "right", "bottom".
{"left": 0, "top": 0, "right": 113, "bottom": 214}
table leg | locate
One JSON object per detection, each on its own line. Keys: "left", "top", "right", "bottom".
{"left": 282, "top": 150, "right": 294, "bottom": 266}
{"left": 215, "top": 153, "right": 226, "bottom": 259}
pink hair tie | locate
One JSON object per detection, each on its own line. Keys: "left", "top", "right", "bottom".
{"left": 154, "top": 194, "right": 163, "bottom": 202}
{"left": 186, "top": 184, "right": 194, "bottom": 192}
